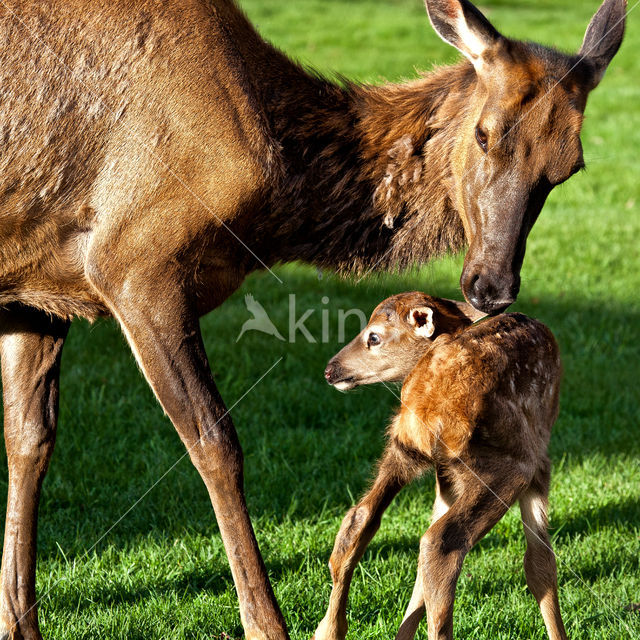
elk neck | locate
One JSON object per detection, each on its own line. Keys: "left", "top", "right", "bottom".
{"left": 255, "top": 57, "right": 477, "bottom": 273}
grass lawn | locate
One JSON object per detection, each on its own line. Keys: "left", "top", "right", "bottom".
{"left": 2, "top": 0, "right": 639, "bottom": 638}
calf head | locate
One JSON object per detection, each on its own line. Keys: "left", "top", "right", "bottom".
{"left": 324, "top": 292, "right": 484, "bottom": 390}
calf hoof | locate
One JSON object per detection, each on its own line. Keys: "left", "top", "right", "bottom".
{"left": 313, "top": 615, "right": 347, "bottom": 640}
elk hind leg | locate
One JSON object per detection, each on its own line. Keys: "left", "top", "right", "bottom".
{"left": 420, "top": 466, "right": 527, "bottom": 640}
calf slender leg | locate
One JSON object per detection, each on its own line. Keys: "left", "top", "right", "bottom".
{"left": 520, "top": 463, "right": 568, "bottom": 640}
{"left": 419, "top": 464, "right": 528, "bottom": 640}
{"left": 314, "top": 440, "right": 429, "bottom": 640}
{"left": 395, "top": 471, "right": 456, "bottom": 640}
{"left": 0, "top": 308, "right": 69, "bottom": 640}
{"left": 86, "top": 261, "right": 288, "bottom": 640}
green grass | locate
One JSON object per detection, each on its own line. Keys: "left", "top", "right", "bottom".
{"left": 2, "top": 0, "right": 640, "bottom": 638}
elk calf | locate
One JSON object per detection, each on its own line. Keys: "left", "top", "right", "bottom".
{"left": 315, "top": 292, "right": 567, "bottom": 640}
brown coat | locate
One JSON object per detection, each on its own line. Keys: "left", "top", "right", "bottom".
{"left": 319, "top": 300, "right": 566, "bottom": 640}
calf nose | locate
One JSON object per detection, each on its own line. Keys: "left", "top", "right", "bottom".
{"left": 324, "top": 362, "right": 335, "bottom": 382}
{"left": 324, "top": 360, "right": 342, "bottom": 383}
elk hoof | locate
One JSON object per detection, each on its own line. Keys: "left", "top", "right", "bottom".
{"left": 0, "top": 627, "right": 43, "bottom": 640}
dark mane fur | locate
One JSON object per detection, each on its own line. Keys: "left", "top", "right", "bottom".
{"left": 254, "top": 64, "right": 477, "bottom": 273}
{"left": 222, "top": 0, "right": 476, "bottom": 273}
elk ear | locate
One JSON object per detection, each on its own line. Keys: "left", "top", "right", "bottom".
{"left": 424, "top": 0, "right": 501, "bottom": 70}
{"left": 579, "top": 0, "right": 626, "bottom": 90}
{"left": 409, "top": 307, "right": 436, "bottom": 338}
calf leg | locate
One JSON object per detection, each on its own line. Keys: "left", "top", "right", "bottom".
{"left": 314, "top": 440, "right": 429, "bottom": 640}
{"left": 420, "top": 465, "right": 528, "bottom": 640}
{"left": 0, "top": 308, "right": 69, "bottom": 640}
{"left": 520, "top": 463, "right": 568, "bottom": 640}
{"left": 395, "top": 471, "right": 456, "bottom": 640}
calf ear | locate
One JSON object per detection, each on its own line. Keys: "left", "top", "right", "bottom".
{"left": 408, "top": 307, "right": 436, "bottom": 338}
{"left": 424, "top": 0, "right": 501, "bottom": 70}
{"left": 579, "top": 0, "right": 626, "bottom": 89}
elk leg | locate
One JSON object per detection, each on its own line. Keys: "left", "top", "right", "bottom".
{"left": 0, "top": 308, "right": 69, "bottom": 640}
{"left": 520, "top": 462, "right": 568, "bottom": 640}
{"left": 314, "top": 440, "right": 429, "bottom": 640}
{"left": 86, "top": 266, "right": 288, "bottom": 640}
{"left": 395, "top": 471, "right": 456, "bottom": 640}
{"left": 419, "top": 465, "right": 528, "bottom": 640}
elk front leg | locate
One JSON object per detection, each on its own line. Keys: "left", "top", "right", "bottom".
{"left": 419, "top": 464, "right": 528, "bottom": 640}
{"left": 87, "top": 264, "right": 288, "bottom": 640}
{"left": 314, "top": 440, "right": 428, "bottom": 640}
{"left": 395, "top": 471, "right": 456, "bottom": 640}
{"left": 0, "top": 308, "right": 69, "bottom": 640}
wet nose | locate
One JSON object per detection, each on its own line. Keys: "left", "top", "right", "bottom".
{"left": 463, "top": 271, "right": 519, "bottom": 315}
{"left": 324, "top": 360, "right": 342, "bottom": 383}
{"left": 324, "top": 362, "right": 336, "bottom": 382}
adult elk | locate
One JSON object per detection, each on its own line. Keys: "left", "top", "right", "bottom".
{"left": 0, "top": 0, "right": 625, "bottom": 638}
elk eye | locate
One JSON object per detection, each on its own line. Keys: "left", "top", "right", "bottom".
{"left": 475, "top": 126, "right": 488, "bottom": 153}
{"left": 367, "top": 333, "right": 381, "bottom": 347}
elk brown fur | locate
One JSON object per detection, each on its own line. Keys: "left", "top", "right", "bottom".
{"left": 0, "top": 1, "right": 626, "bottom": 638}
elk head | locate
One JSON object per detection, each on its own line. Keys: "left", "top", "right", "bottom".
{"left": 425, "top": 0, "right": 626, "bottom": 313}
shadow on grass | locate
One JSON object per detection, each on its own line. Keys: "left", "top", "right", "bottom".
{"left": 41, "top": 492, "right": 640, "bottom": 621}
{"left": 45, "top": 563, "right": 238, "bottom": 615}
{"left": 555, "top": 494, "right": 640, "bottom": 541}
{"left": 0, "top": 270, "right": 639, "bottom": 615}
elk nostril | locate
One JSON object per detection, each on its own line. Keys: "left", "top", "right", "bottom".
{"left": 461, "top": 270, "right": 484, "bottom": 312}
{"left": 467, "top": 273, "right": 499, "bottom": 313}
{"left": 464, "top": 269, "right": 518, "bottom": 314}
{"left": 470, "top": 273, "right": 482, "bottom": 298}
{"left": 324, "top": 363, "right": 334, "bottom": 381}
{"left": 464, "top": 273, "right": 484, "bottom": 309}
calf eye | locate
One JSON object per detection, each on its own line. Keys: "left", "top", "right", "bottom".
{"left": 367, "top": 333, "right": 381, "bottom": 347}
{"left": 475, "top": 126, "right": 488, "bottom": 153}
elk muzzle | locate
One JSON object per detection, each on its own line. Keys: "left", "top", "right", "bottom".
{"left": 459, "top": 187, "right": 535, "bottom": 314}
{"left": 460, "top": 263, "right": 520, "bottom": 315}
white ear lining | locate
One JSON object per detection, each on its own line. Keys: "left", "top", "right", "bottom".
{"left": 425, "top": 0, "right": 500, "bottom": 72}
{"left": 409, "top": 307, "right": 435, "bottom": 338}
{"left": 454, "top": 13, "right": 488, "bottom": 66}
